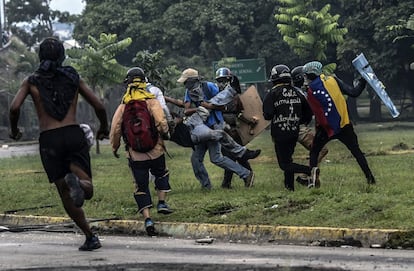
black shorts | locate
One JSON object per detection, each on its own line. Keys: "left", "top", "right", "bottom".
{"left": 39, "top": 125, "right": 91, "bottom": 183}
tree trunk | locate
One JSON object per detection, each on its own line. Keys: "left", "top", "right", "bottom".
{"left": 369, "top": 97, "right": 382, "bottom": 122}
{"left": 95, "top": 138, "right": 101, "bottom": 154}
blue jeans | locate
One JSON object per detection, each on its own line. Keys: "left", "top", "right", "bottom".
{"left": 186, "top": 113, "right": 245, "bottom": 157}
{"left": 191, "top": 140, "right": 250, "bottom": 188}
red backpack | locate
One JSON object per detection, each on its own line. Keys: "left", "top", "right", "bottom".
{"left": 122, "top": 100, "right": 159, "bottom": 152}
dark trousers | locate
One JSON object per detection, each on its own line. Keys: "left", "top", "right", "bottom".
{"left": 274, "top": 136, "right": 311, "bottom": 191}
{"left": 310, "top": 124, "right": 374, "bottom": 180}
{"left": 128, "top": 154, "right": 171, "bottom": 213}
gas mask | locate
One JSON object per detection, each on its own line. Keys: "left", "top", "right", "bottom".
{"left": 216, "top": 78, "right": 230, "bottom": 91}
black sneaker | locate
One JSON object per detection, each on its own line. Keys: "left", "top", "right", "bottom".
{"left": 64, "top": 173, "right": 84, "bottom": 208}
{"left": 145, "top": 218, "right": 158, "bottom": 236}
{"left": 242, "top": 149, "right": 261, "bottom": 160}
{"left": 296, "top": 176, "right": 309, "bottom": 186}
{"left": 79, "top": 234, "right": 101, "bottom": 251}
{"left": 221, "top": 181, "right": 232, "bottom": 189}
{"left": 244, "top": 171, "right": 255, "bottom": 188}
{"left": 367, "top": 175, "right": 376, "bottom": 185}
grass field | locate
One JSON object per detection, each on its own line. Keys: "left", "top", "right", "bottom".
{"left": 1, "top": 121, "right": 414, "bottom": 230}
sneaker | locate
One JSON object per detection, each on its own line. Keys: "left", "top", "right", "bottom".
{"left": 64, "top": 173, "right": 85, "bottom": 208}
{"left": 201, "top": 183, "right": 212, "bottom": 191}
{"left": 285, "top": 184, "right": 294, "bottom": 191}
{"left": 79, "top": 234, "right": 101, "bottom": 251}
{"left": 242, "top": 149, "right": 261, "bottom": 160}
{"left": 367, "top": 174, "right": 376, "bottom": 185}
{"left": 296, "top": 175, "right": 309, "bottom": 186}
{"left": 244, "top": 171, "right": 255, "bottom": 188}
{"left": 221, "top": 181, "right": 232, "bottom": 189}
{"left": 145, "top": 218, "right": 158, "bottom": 236}
{"left": 157, "top": 202, "right": 173, "bottom": 215}
{"left": 309, "top": 167, "right": 320, "bottom": 188}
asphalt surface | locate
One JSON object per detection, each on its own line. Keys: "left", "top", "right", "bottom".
{"left": 0, "top": 143, "right": 38, "bottom": 159}
{"left": 0, "top": 214, "right": 408, "bottom": 249}
{"left": 1, "top": 143, "right": 414, "bottom": 270}
{"left": 2, "top": 231, "right": 414, "bottom": 271}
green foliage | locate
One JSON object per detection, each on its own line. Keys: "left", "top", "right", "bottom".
{"left": 65, "top": 33, "right": 132, "bottom": 97}
{"left": 132, "top": 50, "right": 180, "bottom": 93}
{"left": 321, "top": 63, "right": 337, "bottom": 75}
{"left": 64, "top": 33, "right": 132, "bottom": 155}
{"left": 336, "top": 1, "right": 414, "bottom": 76}
{"left": 2, "top": 122, "right": 414, "bottom": 230}
{"left": 14, "top": 52, "right": 38, "bottom": 76}
{"left": 216, "top": 57, "right": 238, "bottom": 69}
{"left": 73, "top": 0, "right": 297, "bottom": 73}
{"left": 275, "top": 1, "right": 347, "bottom": 61}
{"left": 387, "top": 14, "right": 414, "bottom": 47}
{"left": 0, "top": 37, "right": 36, "bottom": 93}
{"left": 408, "top": 14, "right": 414, "bottom": 31}
{"left": 5, "top": 0, "right": 76, "bottom": 48}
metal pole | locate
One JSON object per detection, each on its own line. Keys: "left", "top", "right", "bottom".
{"left": 0, "top": 0, "right": 3, "bottom": 48}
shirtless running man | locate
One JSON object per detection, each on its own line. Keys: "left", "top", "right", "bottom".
{"left": 9, "top": 37, "right": 109, "bottom": 251}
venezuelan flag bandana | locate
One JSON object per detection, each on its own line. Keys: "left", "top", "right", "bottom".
{"left": 122, "top": 78, "right": 155, "bottom": 104}
{"left": 307, "top": 74, "right": 350, "bottom": 137}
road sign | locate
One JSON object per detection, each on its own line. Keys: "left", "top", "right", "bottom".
{"left": 212, "top": 58, "right": 267, "bottom": 83}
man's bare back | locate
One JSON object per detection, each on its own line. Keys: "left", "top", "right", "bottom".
{"left": 10, "top": 77, "right": 107, "bottom": 136}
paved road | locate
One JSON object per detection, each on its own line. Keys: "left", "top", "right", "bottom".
{"left": 1, "top": 231, "right": 414, "bottom": 271}
{"left": 0, "top": 143, "right": 38, "bottom": 159}
{"left": 1, "top": 143, "right": 414, "bottom": 270}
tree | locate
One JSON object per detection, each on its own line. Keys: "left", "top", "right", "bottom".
{"left": 73, "top": 0, "right": 298, "bottom": 76}
{"left": 335, "top": 0, "right": 414, "bottom": 120}
{"left": 6, "top": 0, "right": 79, "bottom": 48}
{"left": 0, "top": 37, "right": 39, "bottom": 137}
{"left": 132, "top": 50, "right": 180, "bottom": 96}
{"left": 66, "top": 33, "right": 132, "bottom": 153}
{"left": 67, "top": 33, "right": 132, "bottom": 97}
{"left": 6, "top": 0, "right": 50, "bottom": 47}
{"left": 387, "top": 13, "right": 414, "bottom": 116}
{"left": 275, "top": 0, "right": 347, "bottom": 62}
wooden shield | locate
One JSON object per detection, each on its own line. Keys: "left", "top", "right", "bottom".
{"left": 237, "top": 85, "right": 270, "bottom": 145}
